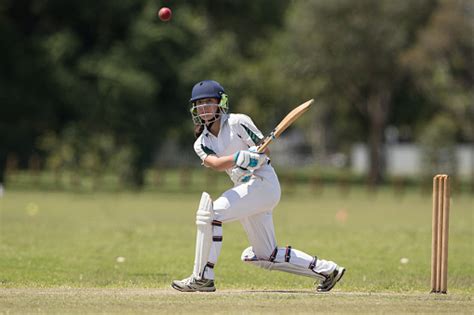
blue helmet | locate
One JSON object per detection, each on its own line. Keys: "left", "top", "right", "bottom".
{"left": 190, "top": 80, "right": 226, "bottom": 102}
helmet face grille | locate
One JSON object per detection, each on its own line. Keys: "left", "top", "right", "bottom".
{"left": 190, "top": 102, "right": 227, "bottom": 126}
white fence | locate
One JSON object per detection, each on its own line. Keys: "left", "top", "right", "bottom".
{"left": 351, "top": 143, "right": 474, "bottom": 177}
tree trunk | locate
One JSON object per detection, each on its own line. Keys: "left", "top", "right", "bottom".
{"left": 128, "top": 152, "right": 146, "bottom": 188}
{"left": 367, "top": 90, "right": 391, "bottom": 187}
{"left": 368, "top": 117, "right": 385, "bottom": 187}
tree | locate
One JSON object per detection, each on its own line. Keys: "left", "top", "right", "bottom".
{"left": 401, "top": 0, "right": 473, "bottom": 180}
{"left": 0, "top": 0, "right": 202, "bottom": 186}
{"left": 0, "top": 0, "right": 290, "bottom": 187}
{"left": 401, "top": 0, "right": 474, "bottom": 141}
{"left": 275, "top": 0, "right": 437, "bottom": 184}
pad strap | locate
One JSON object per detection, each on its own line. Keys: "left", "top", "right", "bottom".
{"left": 202, "top": 262, "right": 215, "bottom": 277}
{"left": 269, "top": 247, "right": 278, "bottom": 262}
{"left": 212, "top": 220, "right": 223, "bottom": 242}
{"left": 309, "top": 256, "right": 317, "bottom": 270}
{"left": 206, "top": 262, "right": 215, "bottom": 269}
{"left": 285, "top": 246, "right": 292, "bottom": 262}
{"left": 212, "top": 220, "right": 222, "bottom": 226}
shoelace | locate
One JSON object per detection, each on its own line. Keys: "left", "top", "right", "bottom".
{"left": 182, "top": 276, "right": 195, "bottom": 285}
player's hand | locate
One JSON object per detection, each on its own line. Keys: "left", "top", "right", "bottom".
{"left": 233, "top": 149, "right": 267, "bottom": 170}
{"left": 230, "top": 167, "right": 253, "bottom": 185}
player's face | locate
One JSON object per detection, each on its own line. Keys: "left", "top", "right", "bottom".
{"left": 195, "top": 98, "right": 219, "bottom": 122}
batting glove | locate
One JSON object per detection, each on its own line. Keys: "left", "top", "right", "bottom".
{"left": 233, "top": 149, "right": 267, "bottom": 170}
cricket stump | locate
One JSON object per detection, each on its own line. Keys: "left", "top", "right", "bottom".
{"left": 430, "top": 174, "right": 450, "bottom": 294}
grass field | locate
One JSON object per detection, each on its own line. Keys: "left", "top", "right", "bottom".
{"left": 0, "top": 184, "right": 473, "bottom": 313}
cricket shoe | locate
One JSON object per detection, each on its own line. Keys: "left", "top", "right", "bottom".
{"left": 316, "top": 266, "right": 346, "bottom": 292}
{"left": 171, "top": 275, "right": 216, "bottom": 292}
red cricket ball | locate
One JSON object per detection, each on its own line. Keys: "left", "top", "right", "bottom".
{"left": 158, "top": 7, "right": 172, "bottom": 22}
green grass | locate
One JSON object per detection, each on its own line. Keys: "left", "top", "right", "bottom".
{"left": 1, "top": 289, "right": 472, "bottom": 314}
{"left": 0, "top": 186, "right": 472, "bottom": 313}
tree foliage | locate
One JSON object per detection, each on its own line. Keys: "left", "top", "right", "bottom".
{"left": 402, "top": 0, "right": 474, "bottom": 143}
{"left": 270, "top": 0, "right": 439, "bottom": 184}
{"left": 0, "top": 0, "right": 471, "bottom": 187}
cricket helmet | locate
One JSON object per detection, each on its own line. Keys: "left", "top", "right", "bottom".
{"left": 189, "top": 80, "right": 229, "bottom": 125}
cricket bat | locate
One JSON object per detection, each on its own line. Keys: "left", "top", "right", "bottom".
{"left": 257, "top": 99, "right": 314, "bottom": 153}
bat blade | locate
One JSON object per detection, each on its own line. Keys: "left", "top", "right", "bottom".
{"left": 257, "top": 99, "right": 314, "bottom": 153}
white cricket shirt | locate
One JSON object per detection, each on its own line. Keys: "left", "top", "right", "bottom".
{"left": 193, "top": 113, "right": 277, "bottom": 182}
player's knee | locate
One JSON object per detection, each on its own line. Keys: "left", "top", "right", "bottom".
{"left": 241, "top": 246, "right": 255, "bottom": 262}
{"left": 195, "top": 192, "right": 213, "bottom": 225}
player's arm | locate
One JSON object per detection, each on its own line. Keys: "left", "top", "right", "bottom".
{"left": 195, "top": 138, "right": 234, "bottom": 171}
{"left": 203, "top": 154, "right": 235, "bottom": 171}
{"left": 204, "top": 147, "right": 269, "bottom": 171}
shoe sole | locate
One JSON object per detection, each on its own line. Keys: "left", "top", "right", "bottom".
{"left": 171, "top": 282, "right": 216, "bottom": 292}
{"left": 317, "top": 267, "right": 346, "bottom": 292}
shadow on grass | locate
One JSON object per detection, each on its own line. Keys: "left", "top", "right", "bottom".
{"left": 242, "top": 290, "right": 315, "bottom": 294}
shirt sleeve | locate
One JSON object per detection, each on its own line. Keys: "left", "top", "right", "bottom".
{"left": 193, "top": 135, "right": 217, "bottom": 162}
{"left": 236, "top": 114, "right": 265, "bottom": 147}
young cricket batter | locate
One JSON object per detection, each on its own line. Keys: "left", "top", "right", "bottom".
{"left": 171, "top": 80, "right": 345, "bottom": 292}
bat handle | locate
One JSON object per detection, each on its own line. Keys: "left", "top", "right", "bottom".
{"left": 257, "top": 131, "right": 275, "bottom": 153}
{"left": 257, "top": 141, "right": 269, "bottom": 153}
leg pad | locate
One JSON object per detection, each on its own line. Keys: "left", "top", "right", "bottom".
{"left": 241, "top": 247, "right": 325, "bottom": 281}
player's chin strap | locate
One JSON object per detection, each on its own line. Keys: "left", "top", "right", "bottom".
{"left": 193, "top": 192, "right": 223, "bottom": 280}
{"left": 205, "top": 107, "right": 225, "bottom": 129}
{"left": 206, "top": 120, "right": 216, "bottom": 130}
{"left": 241, "top": 246, "right": 326, "bottom": 281}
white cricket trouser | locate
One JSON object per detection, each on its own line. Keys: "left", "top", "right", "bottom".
{"left": 210, "top": 170, "right": 337, "bottom": 278}
{"left": 214, "top": 171, "right": 280, "bottom": 258}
